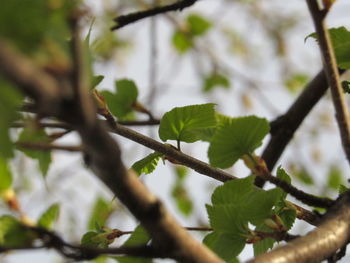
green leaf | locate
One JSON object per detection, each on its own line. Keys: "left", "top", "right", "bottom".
{"left": 307, "top": 27, "right": 350, "bottom": 69}
{"left": 276, "top": 166, "right": 291, "bottom": 199}
{"left": 101, "top": 79, "right": 138, "bottom": 119}
{"left": 38, "top": 203, "right": 60, "bottom": 230}
{"left": 203, "top": 232, "right": 245, "bottom": 261}
{"left": 0, "top": 158, "right": 12, "bottom": 191}
{"left": 159, "top": 103, "right": 217, "bottom": 143}
{"left": 0, "top": 79, "right": 23, "bottom": 159}
{"left": 276, "top": 166, "right": 292, "bottom": 184}
{"left": 171, "top": 182, "right": 193, "bottom": 216}
{"left": 206, "top": 176, "right": 282, "bottom": 258}
{"left": 131, "top": 152, "right": 162, "bottom": 176}
{"left": 279, "top": 209, "right": 297, "bottom": 230}
{"left": 253, "top": 224, "right": 274, "bottom": 256}
{"left": 203, "top": 73, "right": 230, "bottom": 92}
{"left": 116, "top": 225, "right": 151, "bottom": 263}
{"left": 17, "top": 127, "right": 52, "bottom": 177}
{"left": 327, "top": 166, "right": 343, "bottom": 190}
{"left": 208, "top": 116, "right": 269, "bottom": 168}
{"left": 208, "top": 177, "right": 282, "bottom": 230}
{"left": 0, "top": 216, "right": 35, "bottom": 246}
{"left": 88, "top": 197, "right": 113, "bottom": 230}
{"left": 92, "top": 75, "right": 105, "bottom": 89}
{"left": 187, "top": 14, "right": 212, "bottom": 36}
{"left": 81, "top": 228, "right": 120, "bottom": 249}
{"left": 172, "top": 30, "right": 193, "bottom": 54}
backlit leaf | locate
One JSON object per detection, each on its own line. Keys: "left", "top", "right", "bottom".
{"left": 132, "top": 152, "right": 162, "bottom": 176}
{"left": 17, "top": 128, "right": 52, "bottom": 177}
{"left": 159, "top": 103, "right": 217, "bottom": 143}
{"left": 208, "top": 116, "right": 269, "bottom": 168}
{"left": 38, "top": 203, "right": 60, "bottom": 230}
{"left": 101, "top": 79, "right": 138, "bottom": 119}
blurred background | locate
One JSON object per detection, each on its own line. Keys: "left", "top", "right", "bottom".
{"left": 3, "top": 0, "right": 350, "bottom": 262}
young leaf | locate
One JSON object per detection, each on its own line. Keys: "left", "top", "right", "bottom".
{"left": 172, "top": 30, "right": 193, "bottom": 54}
{"left": 253, "top": 224, "right": 274, "bottom": 256}
{"left": 17, "top": 127, "right": 52, "bottom": 177}
{"left": 81, "top": 228, "right": 121, "bottom": 249}
{"left": 203, "top": 232, "right": 245, "bottom": 262}
{"left": 307, "top": 27, "right": 350, "bottom": 69}
{"left": 100, "top": 79, "right": 138, "bottom": 119}
{"left": 159, "top": 103, "right": 217, "bottom": 143}
{"left": 92, "top": 75, "right": 105, "bottom": 89}
{"left": 327, "top": 166, "right": 343, "bottom": 191}
{"left": 0, "top": 158, "right": 12, "bottom": 192}
{"left": 203, "top": 73, "right": 230, "bottom": 92}
{"left": 171, "top": 182, "right": 193, "bottom": 216}
{"left": 116, "top": 225, "right": 151, "bottom": 263}
{"left": 38, "top": 203, "right": 60, "bottom": 230}
{"left": 88, "top": 197, "right": 113, "bottom": 230}
{"left": 187, "top": 14, "right": 212, "bottom": 36}
{"left": 131, "top": 152, "right": 162, "bottom": 176}
{"left": 208, "top": 116, "right": 269, "bottom": 168}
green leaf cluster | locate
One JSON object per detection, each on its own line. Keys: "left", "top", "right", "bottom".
{"left": 204, "top": 176, "right": 283, "bottom": 261}
{"left": 100, "top": 79, "right": 138, "bottom": 120}
{"left": 172, "top": 14, "right": 212, "bottom": 53}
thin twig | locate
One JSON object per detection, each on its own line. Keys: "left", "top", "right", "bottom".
{"left": 111, "top": 0, "right": 198, "bottom": 30}
{"left": 16, "top": 141, "right": 83, "bottom": 152}
{"left": 306, "top": 0, "right": 350, "bottom": 167}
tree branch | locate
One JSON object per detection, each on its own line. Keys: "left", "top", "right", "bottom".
{"left": 306, "top": 0, "right": 350, "bottom": 166}
{"left": 16, "top": 141, "right": 83, "bottom": 152}
{"left": 0, "top": 40, "right": 63, "bottom": 115}
{"left": 111, "top": 0, "right": 198, "bottom": 30}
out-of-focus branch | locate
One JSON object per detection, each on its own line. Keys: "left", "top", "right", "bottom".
{"left": 306, "top": 0, "right": 350, "bottom": 167}
{"left": 0, "top": 40, "right": 63, "bottom": 115}
{"left": 16, "top": 141, "right": 83, "bottom": 152}
{"left": 111, "top": 0, "right": 198, "bottom": 30}
{"left": 247, "top": 192, "right": 350, "bottom": 263}
{"left": 0, "top": 226, "right": 165, "bottom": 261}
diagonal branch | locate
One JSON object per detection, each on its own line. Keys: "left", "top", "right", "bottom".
{"left": 256, "top": 68, "right": 345, "bottom": 187}
{"left": 306, "top": 0, "right": 350, "bottom": 166}
{"left": 111, "top": 0, "right": 198, "bottom": 30}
